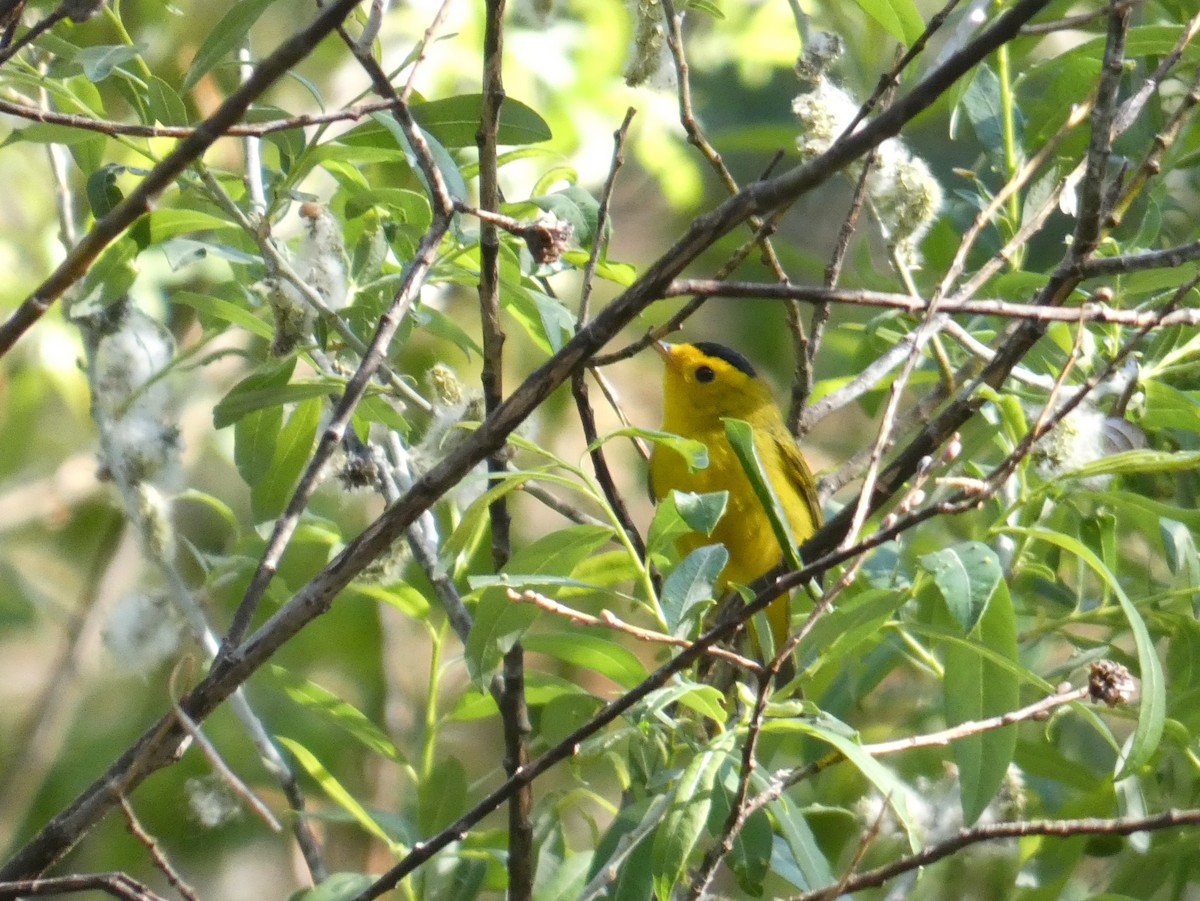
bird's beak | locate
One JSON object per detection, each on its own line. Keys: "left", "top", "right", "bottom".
{"left": 652, "top": 340, "right": 673, "bottom": 360}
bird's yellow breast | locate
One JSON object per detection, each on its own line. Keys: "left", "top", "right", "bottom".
{"left": 649, "top": 419, "right": 814, "bottom": 586}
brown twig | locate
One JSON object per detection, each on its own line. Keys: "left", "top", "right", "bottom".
{"left": 0, "top": 95, "right": 405, "bottom": 138}
{"left": 666, "top": 280, "right": 1200, "bottom": 328}
{"left": 0, "top": 0, "right": 1055, "bottom": 882}
{"left": 0, "top": 873, "right": 168, "bottom": 900}
{"left": 800, "top": 808, "right": 1200, "bottom": 900}
{"left": 507, "top": 588, "right": 763, "bottom": 673}
{"left": 118, "top": 797, "right": 199, "bottom": 901}
{"left": 0, "top": 0, "right": 371, "bottom": 358}
{"left": 572, "top": 110, "right": 645, "bottom": 559}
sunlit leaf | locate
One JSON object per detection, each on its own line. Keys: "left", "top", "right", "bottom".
{"left": 944, "top": 580, "right": 1019, "bottom": 825}
{"left": 919, "top": 541, "right": 1002, "bottom": 635}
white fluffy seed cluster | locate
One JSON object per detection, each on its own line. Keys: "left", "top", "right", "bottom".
{"left": 90, "top": 306, "right": 180, "bottom": 487}
{"left": 102, "top": 592, "right": 184, "bottom": 674}
{"left": 624, "top": 0, "right": 664, "bottom": 87}
{"left": 1032, "top": 403, "right": 1113, "bottom": 490}
{"left": 297, "top": 201, "right": 349, "bottom": 312}
{"left": 792, "top": 77, "right": 943, "bottom": 268}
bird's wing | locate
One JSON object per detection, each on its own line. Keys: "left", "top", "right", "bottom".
{"left": 771, "top": 430, "right": 823, "bottom": 533}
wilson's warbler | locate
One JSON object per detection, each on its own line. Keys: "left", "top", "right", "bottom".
{"left": 649, "top": 341, "right": 822, "bottom": 659}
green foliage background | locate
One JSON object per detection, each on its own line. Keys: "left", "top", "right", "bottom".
{"left": 2, "top": 0, "right": 1200, "bottom": 899}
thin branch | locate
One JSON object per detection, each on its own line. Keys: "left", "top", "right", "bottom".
{"left": 0, "top": 873, "right": 168, "bottom": 900}
{"left": 572, "top": 111, "right": 644, "bottom": 560}
{"left": 1020, "top": 0, "right": 1143, "bottom": 35}
{"left": 0, "top": 0, "right": 1055, "bottom": 880}
{"left": 801, "top": 809, "right": 1200, "bottom": 901}
{"left": 667, "top": 279, "right": 1200, "bottom": 329}
{"left": 0, "top": 0, "right": 371, "bottom": 357}
{"left": 118, "top": 797, "right": 199, "bottom": 901}
{"left": 507, "top": 588, "right": 763, "bottom": 673}
{"left": 0, "top": 95, "right": 405, "bottom": 137}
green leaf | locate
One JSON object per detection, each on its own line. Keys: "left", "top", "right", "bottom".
{"left": 77, "top": 44, "right": 146, "bottom": 81}
{"left": 288, "top": 873, "right": 374, "bottom": 901}
{"left": 798, "top": 587, "right": 899, "bottom": 676}
{"left": 724, "top": 417, "right": 802, "bottom": 570}
{"left": 534, "top": 852, "right": 593, "bottom": 901}
{"left": 521, "top": 632, "right": 648, "bottom": 690}
{"left": 234, "top": 404, "right": 283, "bottom": 488}
{"left": 369, "top": 111, "right": 469, "bottom": 203}
{"left": 129, "top": 209, "right": 237, "bottom": 248}
{"left": 650, "top": 731, "right": 735, "bottom": 900}
{"left": 918, "top": 541, "right": 1002, "bottom": 635}
{"left": 1065, "top": 449, "right": 1200, "bottom": 480}
{"left": 640, "top": 680, "right": 727, "bottom": 725}
{"left": 173, "top": 290, "right": 273, "bottom": 340}
{"left": 465, "top": 526, "right": 615, "bottom": 683}
{"left": 587, "top": 795, "right": 664, "bottom": 900}
{"left": 418, "top": 755, "right": 467, "bottom": 834}
{"left": 183, "top": 0, "right": 280, "bottom": 90}
{"left": 1160, "top": 519, "right": 1200, "bottom": 593}
{"left": 277, "top": 736, "right": 400, "bottom": 851}
{"left": 764, "top": 712, "right": 919, "bottom": 849}
{"left": 215, "top": 379, "right": 343, "bottom": 429}
{"left": 1143, "top": 380, "right": 1200, "bottom": 434}
{"left": 646, "top": 490, "right": 727, "bottom": 559}
{"left": 771, "top": 793, "right": 836, "bottom": 891}
{"left": 86, "top": 163, "right": 125, "bottom": 218}
{"left": 346, "top": 581, "right": 431, "bottom": 619}
{"left": 621, "top": 427, "right": 711, "bottom": 476}
{"left": 412, "top": 93, "right": 552, "bottom": 147}
{"left": 146, "top": 75, "right": 188, "bottom": 126}
{"left": 251, "top": 396, "right": 321, "bottom": 522}
{"left": 268, "top": 665, "right": 405, "bottom": 764}
{"left": 71, "top": 239, "right": 138, "bottom": 316}
{"left": 502, "top": 284, "right": 574, "bottom": 353}
{"left": 1006, "top": 526, "right": 1166, "bottom": 777}
{"left": 661, "top": 544, "right": 727, "bottom": 637}
{"left": 231, "top": 357, "right": 294, "bottom": 485}
{"left": 849, "top": 0, "right": 926, "bottom": 45}
{"left": 675, "top": 490, "right": 728, "bottom": 535}
{"left": 530, "top": 185, "right": 598, "bottom": 247}
{"left": 943, "top": 580, "right": 1019, "bottom": 825}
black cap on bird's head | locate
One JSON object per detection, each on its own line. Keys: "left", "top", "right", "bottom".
{"left": 653, "top": 340, "right": 758, "bottom": 379}
{"left": 689, "top": 342, "right": 757, "bottom": 379}
{"left": 654, "top": 339, "right": 773, "bottom": 422}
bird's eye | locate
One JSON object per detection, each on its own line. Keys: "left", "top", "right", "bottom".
{"left": 695, "top": 365, "right": 715, "bottom": 383}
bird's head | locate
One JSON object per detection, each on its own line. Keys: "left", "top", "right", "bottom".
{"left": 655, "top": 340, "right": 774, "bottom": 427}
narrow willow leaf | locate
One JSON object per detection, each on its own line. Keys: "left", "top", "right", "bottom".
{"left": 288, "top": 873, "right": 374, "bottom": 901}
{"left": 268, "top": 665, "right": 405, "bottom": 764}
{"left": 277, "top": 736, "right": 399, "bottom": 851}
{"left": 215, "top": 381, "right": 343, "bottom": 430}
{"left": 251, "top": 396, "right": 320, "bottom": 522}
{"left": 919, "top": 541, "right": 1002, "bottom": 634}
{"left": 724, "top": 417, "right": 801, "bottom": 569}
{"left": 1066, "top": 449, "right": 1200, "bottom": 479}
{"left": 465, "top": 526, "right": 615, "bottom": 683}
{"left": 521, "top": 631, "right": 648, "bottom": 690}
{"left": 173, "top": 290, "right": 273, "bottom": 340}
{"left": 1006, "top": 526, "right": 1166, "bottom": 777}
{"left": 764, "top": 712, "right": 919, "bottom": 849}
{"left": 771, "top": 792, "right": 836, "bottom": 891}
{"left": 650, "top": 731, "right": 736, "bottom": 900}
{"left": 412, "top": 93, "right": 552, "bottom": 147}
{"left": 661, "top": 544, "right": 727, "bottom": 636}
{"left": 944, "top": 580, "right": 1019, "bottom": 824}
{"left": 417, "top": 755, "right": 468, "bottom": 834}
{"left": 851, "top": 0, "right": 925, "bottom": 44}
{"left": 183, "top": 0, "right": 279, "bottom": 90}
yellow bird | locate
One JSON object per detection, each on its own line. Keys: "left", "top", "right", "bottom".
{"left": 649, "top": 341, "right": 822, "bottom": 660}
